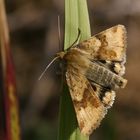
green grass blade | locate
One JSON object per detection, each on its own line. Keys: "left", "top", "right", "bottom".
{"left": 64, "top": 0, "right": 79, "bottom": 48}
{"left": 77, "top": 0, "right": 91, "bottom": 41}
{"left": 58, "top": 0, "right": 91, "bottom": 140}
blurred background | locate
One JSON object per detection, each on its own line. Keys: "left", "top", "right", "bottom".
{"left": 3, "top": 0, "right": 140, "bottom": 139}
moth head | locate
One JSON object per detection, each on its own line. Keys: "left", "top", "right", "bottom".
{"left": 56, "top": 51, "right": 66, "bottom": 59}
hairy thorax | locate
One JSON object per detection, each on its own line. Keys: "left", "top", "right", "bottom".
{"left": 63, "top": 48, "right": 91, "bottom": 74}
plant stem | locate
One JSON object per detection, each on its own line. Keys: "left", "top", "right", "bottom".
{"left": 58, "top": 0, "right": 91, "bottom": 140}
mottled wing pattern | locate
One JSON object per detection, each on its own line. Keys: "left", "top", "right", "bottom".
{"left": 77, "top": 25, "right": 127, "bottom": 76}
{"left": 64, "top": 25, "right": 127, "bottom": 135}
{"left": 66, "top": 67, "right": 107, "bottom": 135}
{"left": 95, "top": 25, "right": 127, "bottom": 76}
{"left": 95, "top": 24, "right": 127, "bottom": 61}
{"left": 77, "top": 24, "right": 127, "bottom": 62}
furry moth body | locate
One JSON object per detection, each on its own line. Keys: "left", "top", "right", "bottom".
{"left": 56, "top": 25, "right": 127, "bottom": 135}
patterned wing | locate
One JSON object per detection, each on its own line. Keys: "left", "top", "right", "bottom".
{"left": 95, "top": 25, "right": 127, "bottom": 75}
{"left": 66, "top": 67, "right": 107, "bottom": 135}
{"left": 77, "top": 25, "right": 127, "bottom": 61}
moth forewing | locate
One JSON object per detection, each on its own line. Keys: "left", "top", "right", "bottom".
{"left": 95, "top": 25, "right": 127, "bottom": 61}
{"left": 76, "top": 24, "right": 127, "bottom": 62}
{"left": 66, "top": 69, "right": 107, "bottom": 135}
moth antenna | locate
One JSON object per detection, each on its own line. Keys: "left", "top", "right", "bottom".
{"left": 68, "top": 28, "right": 81, "bottom": 49}
{"left": 38, "top": 56, "right": 60, "bottom": 81}
{"left": 57, "top": 15, "right": 62, "bottom": 51}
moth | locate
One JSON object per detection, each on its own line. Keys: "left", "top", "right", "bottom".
{"left": 39, "top": 24, "right": 127, "bottom": 135}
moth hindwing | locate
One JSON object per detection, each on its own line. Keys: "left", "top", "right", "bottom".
{"left": 57, "top": 24, "right": 127, "bottom": 135}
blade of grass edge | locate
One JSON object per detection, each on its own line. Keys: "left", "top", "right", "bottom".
{"left": 58, "top": 0, "right": 91, "bottom": 140}
{"left": 77, "top": 0, "right": 91, "bottom": 41}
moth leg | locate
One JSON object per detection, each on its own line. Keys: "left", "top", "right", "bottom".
{"left": 102, "top": 90, "right": 116, "bottom": 109}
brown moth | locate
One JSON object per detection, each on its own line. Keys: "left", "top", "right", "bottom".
{"left": 39, "top": 24, "right": 127, "bottom": 135}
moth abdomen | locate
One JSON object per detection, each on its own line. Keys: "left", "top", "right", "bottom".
{"left": 86, "top": 62, "right": 127, "bottom": 90}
